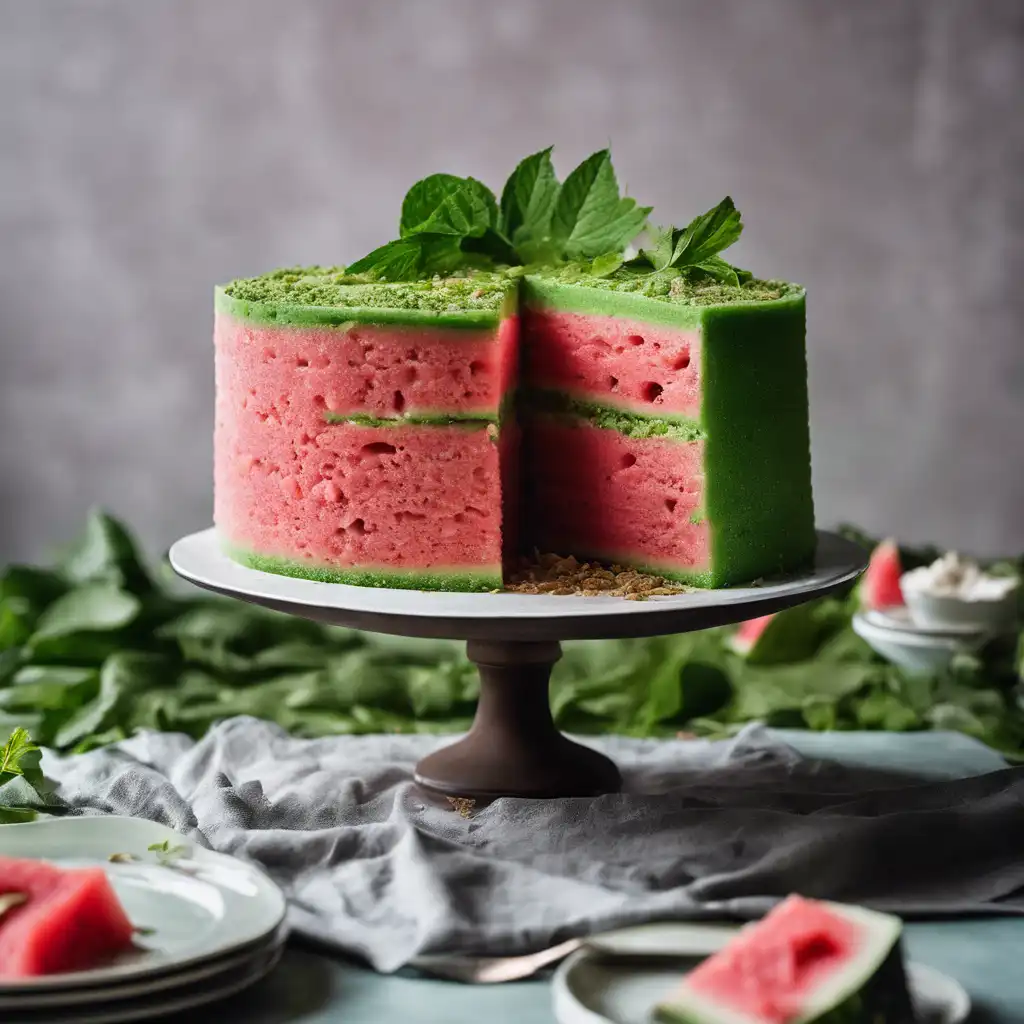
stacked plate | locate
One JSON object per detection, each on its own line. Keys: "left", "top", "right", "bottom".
{"left": 852, "top": 606, "right": 991, "bottom": 676}
{"left": 0, "top": 816, "right": 287, "bottom": 1024}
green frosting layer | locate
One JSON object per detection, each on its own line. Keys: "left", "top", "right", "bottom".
{"left": 324, "top": 411, "right": 498, "bottom": 428}
{"left": 218, "top": 266, "right": 801, "bottom": 331}
{"left": 521, "top": 274, "right": 802, "bottom": 328}
{"left": 542, "top": 265, "right": 796, "bottom": 305}
{"left": 217, "top": 267, "right": 514, "bottom": 329}
{"left": 700, "top": 290, "right": 816, "bottom": 586}
{"left": 523, "top": 389, "right": 705, "bottom": 441}
{"left": 225, "top": 546, "right": 501, "bottom": 592}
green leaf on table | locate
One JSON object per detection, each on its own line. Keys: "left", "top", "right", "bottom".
{"left": 499, "top": 147, "right": 560, "bottom": 248}
{"left": 729, "top": 662, "right": 876, "bottom": 722}
{"left": 0, "top": 600, "right": 32, "bottom": 652}
{"left": 853, "top": 686, "right": 922, "bottom": 732}
{"left": 0, "top": 727, "right": 39, "bottom": 784}
{"left": 0, "top": 726, "right": 55, "bottom": 824}
{"left": 550, "top": 149, "right": 651, "bottom": 260}
{"left": 31, "top": 585, "right": 141, "bottom": 641}
{"left": 54, "top": 652, "right": 170, "bottom": 749}
{"left": 58, "top": 510, "right": 152, "bottom": 593}
{"left": 0, "top": 566, "right": 67, "bottom": 615}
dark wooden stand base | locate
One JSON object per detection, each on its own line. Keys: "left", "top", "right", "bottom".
{"left": 413, "top": 640, "right": 622, "bottom": 801}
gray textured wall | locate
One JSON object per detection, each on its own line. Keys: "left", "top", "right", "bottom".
{"left": 1, "top": 0, "right": 1022, "bottom": 563}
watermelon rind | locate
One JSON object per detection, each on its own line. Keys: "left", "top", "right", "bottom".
{"left": 653, "top": 901, "right": 916, "bottom": 1024}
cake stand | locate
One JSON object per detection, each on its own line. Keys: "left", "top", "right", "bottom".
{"left": 169, "top": 529, "right": 865, "bottom": 801}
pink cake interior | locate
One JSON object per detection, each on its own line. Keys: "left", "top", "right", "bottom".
{"left": 215, "top": 314, "right": 518, "bottom": 422}
{"left": 216, "top": 321, "right": 507, "bottom": 570}
{"left": 525, "top": 419, "right": 709, "bottom": 573}
{"left": 523, "top": 308, "right": 701, "bottom": 416}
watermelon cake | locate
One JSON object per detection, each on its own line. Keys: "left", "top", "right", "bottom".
{"left": 655, "top": 895, "right": 916, "bottom": 1024}
{"left": 214, "top": 148, "right": 815, "bottom": 592}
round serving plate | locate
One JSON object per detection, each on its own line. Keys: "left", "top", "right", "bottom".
{"left": 169, "top": 528, "right": 866, "bottom": 642}
{"left": 553, "top": 943, "right": 970, "bottom": 1024}
{"left": 170, "top": 528, "right": 867, "bottom": 800}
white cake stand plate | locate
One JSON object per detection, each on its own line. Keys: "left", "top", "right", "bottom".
{"left": 170, "top": 529, "right": 865, "bottom": 801}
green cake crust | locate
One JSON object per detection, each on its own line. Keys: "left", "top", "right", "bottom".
{"left": 701, "top": 292, "right": 816, "bottom": 584}
{"left": 523, "top": 390, "right": 706, "bottom": 440}
{"left": 225, "top": 545, "right": 502, "bottom": 592}
{"left": 521, "top": 272, "right": 802, "bottom": 327}
{"left": 217, "top": 266, "right": 515, "bottom": 329}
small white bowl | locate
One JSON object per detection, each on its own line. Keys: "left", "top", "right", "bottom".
{"left": 902, "top": 586, "right": 1019, "bottom": 634}
{"left": 852, "top": 613, "right": 984, "bottom": 676}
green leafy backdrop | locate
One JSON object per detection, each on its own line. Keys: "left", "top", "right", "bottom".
{"left": 1, "top": 512, "right": 1022, "bottom": 765}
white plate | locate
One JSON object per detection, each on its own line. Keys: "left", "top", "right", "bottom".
{"left": 0, "top": 928, "right": 286, "bottom": 1010}
{"left": 3, "top": 943, "right": 284, "bottom": 1024}
{"left": 863, "top": 607, "right": 989, "bottom": 639}
{"left": 170, "top": 528, "right": 866, "bottom": 641}
{"left": 0, "top": 816, "right": 286, "bottom": 991}
{"left": 554, "top": 947, "right": 970, "bottom": 1024}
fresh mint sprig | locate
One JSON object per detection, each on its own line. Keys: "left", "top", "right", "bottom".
{"left": 346, "top": 147, "right": 650, "bottom": 281}
{"left": 0, "top": 727, "right": 52, "bottom": 824}
{"left": 620, "top": 197, "right": 751, "bottom": 286}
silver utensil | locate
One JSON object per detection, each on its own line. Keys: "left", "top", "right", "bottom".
{"left": 409, "top": 922, "right": 740, "bottom": 983}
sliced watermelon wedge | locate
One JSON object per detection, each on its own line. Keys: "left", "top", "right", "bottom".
{"left": 860, "top": 539, "right": 904, "bottom": 611}
{"left": 655, "top": 895, "right": 915, "bottom": 1024}
{"left": 0, "top": 856, "right": 135, "bottom": 978}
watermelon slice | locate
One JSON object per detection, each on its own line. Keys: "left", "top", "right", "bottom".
{"left": 654, "top": 895, "right": 915, "bottom": 1024}
{"left": 0, "top": 856, "right": 135, "bottom": 978}
{"left": 860, "top": 539, "right": 905, "bottom": 610}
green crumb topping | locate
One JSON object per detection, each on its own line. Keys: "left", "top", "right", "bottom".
{"left": 524, "top": 389, "right": 705, "bottom": 441}
{"left": 324, "top": 411, "right": 498, "bottom": 429}
{"left": 225, "top": 545, "right": 502, "bottom": 593}
{"left": 537, "top": 265, "right": 797, "bottom": 307}
{"left": 221, "top": 266, "right": 511, "bottom": 314}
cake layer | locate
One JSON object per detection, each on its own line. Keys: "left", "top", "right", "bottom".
{"left": 524, "top": 417, "right": 711, "bottom": 583}
{"left": 522, "top": 307, "right": 701, "bottom": 418}
{"left": 215, "top": 418, "right": 508, "bottom": 588}
{"left": 215, "top": 313, "right": 517, "bottom": 424}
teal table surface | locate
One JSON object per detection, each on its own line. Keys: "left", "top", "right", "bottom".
{"left": 190, "top": 731, "right": 1020, "bottom": 1024}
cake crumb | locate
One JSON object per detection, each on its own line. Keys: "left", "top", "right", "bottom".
{"left": 446, "top": 796, "right": 476, "bottom": 818}
{"left": 505, "top": 554, "right": 691, "bottom": 599}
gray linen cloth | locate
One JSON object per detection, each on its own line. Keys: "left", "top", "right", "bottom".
{"left": 40, "top": 717, "right": 1024, "bottom": 973}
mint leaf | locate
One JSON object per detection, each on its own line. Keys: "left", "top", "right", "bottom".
{"left": 346, "top": 235, "right": 463, "bottom": 281}
{"left": 148, "top": 839, "right": 189, "bottom": 866}
{"left": 670, "top": 196, "right": 742, "bottom": 267}
{"left": 588, "top": 253, "right": 624, "bottom": 278}
{"left": 0, "top": 726, "right": 37, "bottom": 783}
{"left": 460, "top": 228, "right": 519, "bottom": 266}
{"left": 499, "top": 147, "right": 560, "bottom": 246}
{"left": 636, "top": 224, "right": 676, "bottom": 272}
{"left": 551, "top": 150, "right": 651, "bottom": 260}
{"left": 692, "top": 255, "right": 742, "bottom": 286}
{"left": 400, "top": 174, "right": 496, "bottom": 238}
{"left": 31, "top": 584, "right": 140, "bottom": 641}
{"left": 0, "top": 727, "right": 53, "bottom": 824}
{"left": 59, "top": 510, "right": 152, "bottom": 593}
